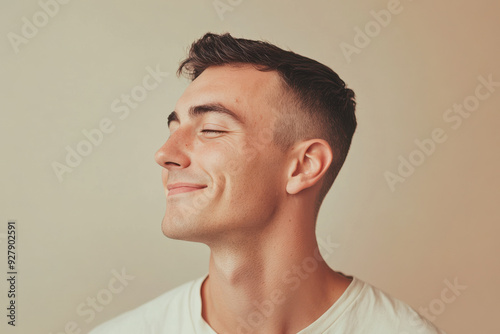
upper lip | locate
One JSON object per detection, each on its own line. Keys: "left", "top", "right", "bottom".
{"left": 167, "top": 183, "right": 207, "bottom": 191}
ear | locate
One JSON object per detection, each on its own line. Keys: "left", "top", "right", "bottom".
{"left": 286, "top": 139, "right": 334, "bottom": 195}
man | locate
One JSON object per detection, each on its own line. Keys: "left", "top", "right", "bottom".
{"left": 90, "top": 33, "right": 445, "bottom": 333}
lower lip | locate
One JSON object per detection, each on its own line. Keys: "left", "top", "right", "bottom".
{"left": 168, "top": 187, "right": 206, "bottom": 196}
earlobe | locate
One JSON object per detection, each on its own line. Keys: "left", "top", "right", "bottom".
{"left": 285, "top": 139, "right": 333, "bottom": 195}
{"left": 286, "top": 159, "right": 300, "bottom": 194}
{"left": 286, "top": 172, "right": 303, "bottom": 195}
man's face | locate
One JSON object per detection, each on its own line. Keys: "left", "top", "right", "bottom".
{"left": 154, "top": 65, "right": 288, "bottom": 243}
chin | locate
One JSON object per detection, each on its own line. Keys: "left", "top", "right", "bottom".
{"left": 161, "top": 216, "right": 187, "bottom": 240}
{"left": 161, "top": 215, "right": 207, "bottom": 243}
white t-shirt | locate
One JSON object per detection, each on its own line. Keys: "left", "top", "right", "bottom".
{"left": 89, "top": 274, "right": 445, "bottom": 334}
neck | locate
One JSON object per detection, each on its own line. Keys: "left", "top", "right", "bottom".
{"left": 200, "top": 214, "right": 351, "bottom": 334}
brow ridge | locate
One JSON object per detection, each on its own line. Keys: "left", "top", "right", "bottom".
{"left": 167, "top": 102, "right": 243, "bottom": 127}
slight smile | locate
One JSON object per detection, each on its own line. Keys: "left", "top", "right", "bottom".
{"left": 167, "top": 183, "right": 207, "bottom": 196}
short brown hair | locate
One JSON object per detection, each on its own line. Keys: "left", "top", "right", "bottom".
{"left": 177, "top": 32, "right": 357, "bottom": 206}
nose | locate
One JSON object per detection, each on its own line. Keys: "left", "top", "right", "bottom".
{"left": 154, "top": 129, "right": 191, "bottom": 170}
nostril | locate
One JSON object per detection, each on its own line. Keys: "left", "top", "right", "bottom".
{"left": 154, "top": 136, "right": 190, "bottom": 169}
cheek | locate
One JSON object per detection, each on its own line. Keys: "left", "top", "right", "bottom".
{"left": 198, "top": 139, "right": 283, "bottom": 195}
{"left": 233, "top": 146, "right": 282, "bottom": 192}
{"left": 199, "top": 140, "right": 244, "bottom": 174}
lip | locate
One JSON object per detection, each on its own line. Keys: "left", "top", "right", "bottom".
{"left": 167, "top": 183, "right": 207, "bottom": 196}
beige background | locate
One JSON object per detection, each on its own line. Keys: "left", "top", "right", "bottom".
{"left": 1, "top": 0, "right": 499, "bottom": 333}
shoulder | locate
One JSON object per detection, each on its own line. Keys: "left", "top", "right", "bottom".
{"left": 88, "top": 275, "right": 205, "bottom": 334}
{"left": 332, "top": 277, "right": 446, "bottom": 334}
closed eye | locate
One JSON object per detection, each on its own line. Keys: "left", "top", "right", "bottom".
{"left": 201, "top": 129, "right": 225, "bottom": 134}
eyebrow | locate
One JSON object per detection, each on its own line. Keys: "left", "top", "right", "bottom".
{"left": 167, "top": 103, "right": 244, "bottom": 127}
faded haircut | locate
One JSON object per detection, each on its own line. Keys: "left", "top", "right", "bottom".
{"left": 177, "top": 32, "right": 357, "bottom": 207}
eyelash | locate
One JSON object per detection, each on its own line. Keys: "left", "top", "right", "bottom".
{"left": 201, "top": 129, "right": 225, "bottom": 134}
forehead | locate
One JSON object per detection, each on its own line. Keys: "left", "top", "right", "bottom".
{"left": 175, "top": 64, "right": 282, "bottom": 124}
